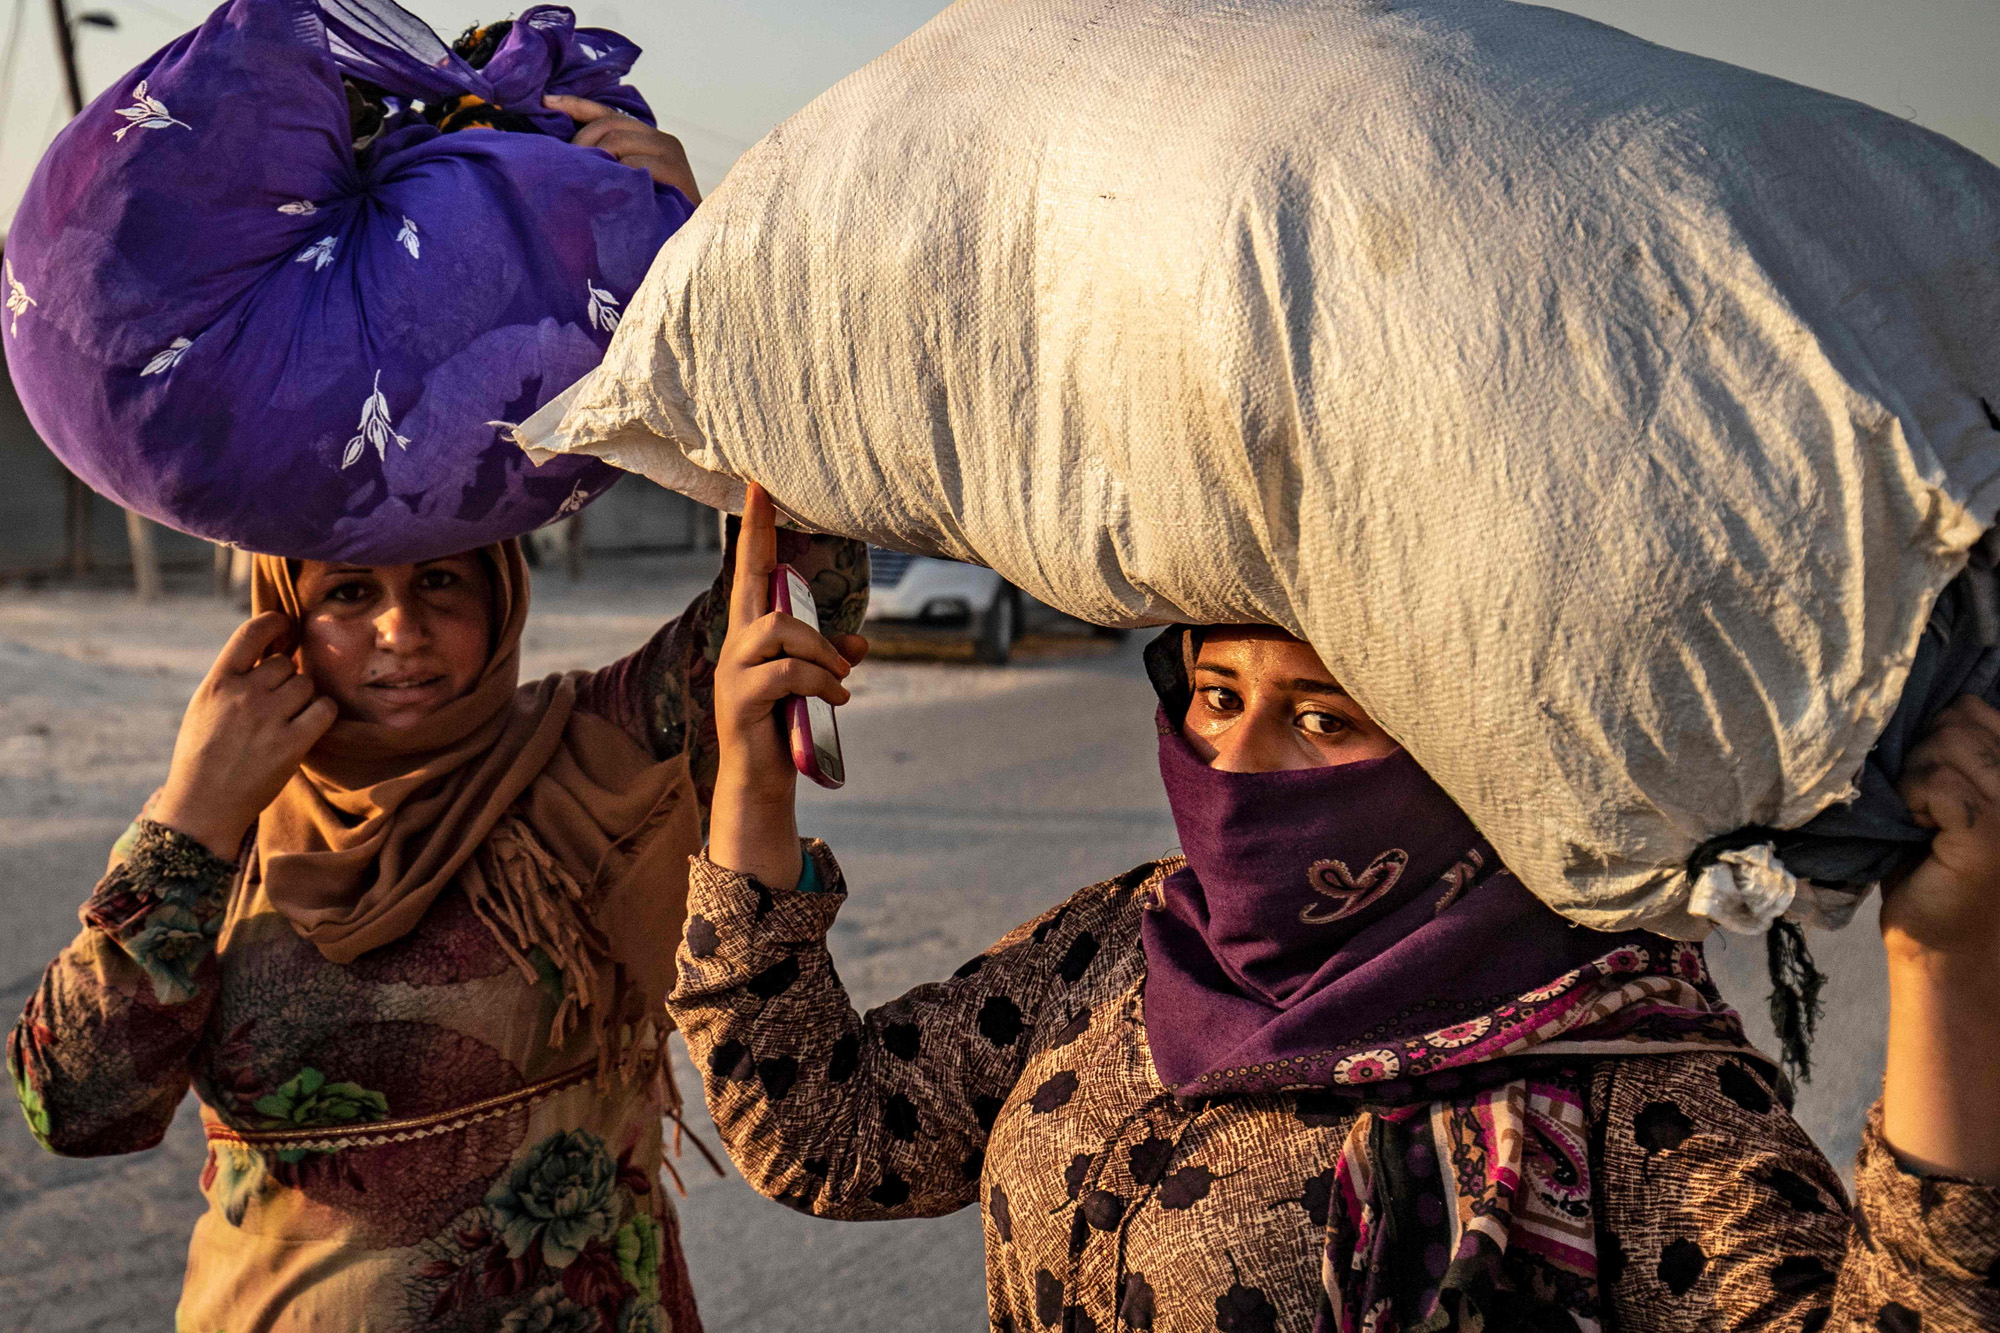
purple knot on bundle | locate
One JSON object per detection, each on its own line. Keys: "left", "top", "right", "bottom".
{"left": 4, "top": 0, "right": 693, "bottom": 562}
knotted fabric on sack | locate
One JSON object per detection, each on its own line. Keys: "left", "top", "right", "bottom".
{"left": 243, "top": 543, "right": 700, "bottom": 1084}
{"left": 4, "top": 0, "right": 692, "bottom": 563}
{"left": 522, "top": 0, "right": 2000, "bottom": 939}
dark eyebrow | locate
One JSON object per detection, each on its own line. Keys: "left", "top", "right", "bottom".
{"left": 327, "top": 564, "right": 373, "bottom": 575}
{"left": 1194, "top": 662, "right": 1349, "bottom": 697}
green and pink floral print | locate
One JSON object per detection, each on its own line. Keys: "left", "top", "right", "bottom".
{"left": 8, "top": 534, "right": 868, "bottom": 1332}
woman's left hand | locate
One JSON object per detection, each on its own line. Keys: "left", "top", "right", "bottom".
{"left": 544, "top": 94, "right": 701, "bottom": 204}
{"left": 1888, "top": 695, "right": 2000, "bottom": 959}
{"left": 1883, "top": 693, "right": 2000, "bottom": 1183}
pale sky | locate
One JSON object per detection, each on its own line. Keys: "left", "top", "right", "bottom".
{"left": 0, "top": 0, "right": 1995, "bottom": 235}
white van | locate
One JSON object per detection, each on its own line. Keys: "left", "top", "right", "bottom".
{"left": 864, "top": 548, "right": 1024, "bottom": 663}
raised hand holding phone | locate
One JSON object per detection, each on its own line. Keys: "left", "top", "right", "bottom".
{"left": 709, "top": 483, "right": 868, "bottom": 892}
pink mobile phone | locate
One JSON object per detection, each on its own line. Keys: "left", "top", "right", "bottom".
{"left": 769, "top": 563, "right": 846, "bottom": 789}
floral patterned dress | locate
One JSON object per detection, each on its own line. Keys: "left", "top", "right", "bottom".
{"left": 7, "top": 535, "right": 869, "bottom": 1333}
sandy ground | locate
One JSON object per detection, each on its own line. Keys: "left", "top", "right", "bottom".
{"left": 0, "top": 554, "right": 1888, "bottom": 1330}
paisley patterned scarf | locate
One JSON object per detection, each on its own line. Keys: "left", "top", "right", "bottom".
{"left": 1317, "top": 948, "right": 1754, "bottom": 1333}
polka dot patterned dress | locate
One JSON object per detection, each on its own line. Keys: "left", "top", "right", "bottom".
{"left": 671, "top": 847, "right": 2000, "bottom": 1332}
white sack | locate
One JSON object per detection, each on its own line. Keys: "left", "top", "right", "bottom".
{"left": 521, "top": 0, "right": 2000, "bottom": 938}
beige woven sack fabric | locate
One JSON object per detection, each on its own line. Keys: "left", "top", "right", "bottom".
{"left": 520, "top": 0, "right": 2000, "bottom": 939}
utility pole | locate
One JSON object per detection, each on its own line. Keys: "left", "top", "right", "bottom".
{"left": 48, "top": 0, "right": 85, "bottom": 115}
{"left": 44, "top": 0, "right": 162, "bottom": 599}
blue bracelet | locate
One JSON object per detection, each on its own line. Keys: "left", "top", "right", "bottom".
{"left": 795, "top": 848, "right": 826, "bottom": 894}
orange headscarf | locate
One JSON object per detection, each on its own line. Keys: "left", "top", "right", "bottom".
{"left": 246, "top": 542, "right": 698, "bottom": 1079}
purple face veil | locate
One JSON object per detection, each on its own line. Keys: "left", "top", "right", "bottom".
{"left": 1134, "top": 628, "right": 1718, "bottom": 1101}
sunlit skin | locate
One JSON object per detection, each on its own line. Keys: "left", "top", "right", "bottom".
{"left": 1181, "top": 628, "right": 1400, "bottom": 771}
{"left": 293, "top": 557, "right": 494, "bottom": 729}
{"left": 708, "top": 485, "right": 870, "bottom": 896}
{"left": 543, "top": 95, "right": 701, "bottom": 203}
{"left": 147, "top": 557, "right": 493, "bottom": 863}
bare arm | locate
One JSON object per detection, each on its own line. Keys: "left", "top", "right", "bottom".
{"left": 707, "top": 484, "right": 869, "bottom": 891}
{"left": 1883, "top": 695, "right": 2000, "bottom": 1182}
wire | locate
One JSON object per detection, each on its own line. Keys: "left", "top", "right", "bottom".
{"left": 0, "top": 0, "right": 29, "bottom": 155}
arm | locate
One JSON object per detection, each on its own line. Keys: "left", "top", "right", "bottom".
{"left": 1598, "top": 698, "right": 2000, "bottom": 1329}
{"left": 9, "top": 817, "right": 237, "bottom": 1155}
{"left": 669, "top": 842, "right": 1094, "bottom": 1218}
{"left": 1879, "top": 695, "right": 2000, "bottom": 1182}
{"left": 1593, "top": 1052, "right": 2000, "bottom": 1331}
{"left": 11, "top": 612, "right": 331, "bottom": 1155}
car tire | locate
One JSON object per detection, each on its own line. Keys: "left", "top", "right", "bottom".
{"left": 975, "top": 586, "right": 1020, "bottom": 665}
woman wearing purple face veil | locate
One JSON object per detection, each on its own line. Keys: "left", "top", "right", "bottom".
{"left": 669, "top": 487, "right": 2000, "bottom": 1333}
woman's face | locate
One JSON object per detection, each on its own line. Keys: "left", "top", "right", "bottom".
{"left": 293, "top": 556, "right": 494, "bottom": 729}
{"left": 1181, "top": 627, "right": 1400, "bottom": 772}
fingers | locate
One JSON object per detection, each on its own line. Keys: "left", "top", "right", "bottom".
{"left": 732, "top": 610, "right": 853, "bottom": 679}
{"left": 271, "top": 670, "right": 317, "bottom": 716}
{"left": 555, "top": 104, "right": 661, "bottom": 155}
{"left": 1948, "top": 694, "right": 2000, "bottom": 739}
{"left": 544, "top": 101, "right": 701, "bottom": 200}
{"left": 578, "top": 121, "right": 676, "bottom": 156}
{"left": 831, "top": 632, "right": 871, "bottom": 667}
{"left": 738, "top": 657, "right": 853, "bottom": 709}
{"left": 1904, "top": 759, "right": 1986, "bottom": 835}
{"left": 214, "top": 611, "right": 292, "bottom": 676}
{"left": 728, "top": 483, "right": 778, "bottom": 635}
{"left": 542, "top": 93, "right": 619, "bottom": 128}
{"left": 289, "top": 695, "right": 339, "bottom": 740}
{"left": 1900, "top": 695, "right": 2000, "bottom": 830}
{"left": 1906, "top": 697, "right": 2000, "bottom": 787}
{"left": 246, "top": 653, "right": 299, "bottom": 689}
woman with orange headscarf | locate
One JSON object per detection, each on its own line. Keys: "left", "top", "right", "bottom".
{"left": 7, "top": 531, "right": 866, "bottom": 1330}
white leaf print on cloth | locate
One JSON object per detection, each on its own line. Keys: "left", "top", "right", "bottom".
{"left": 111, "top": 80, "right": 191, "bottom": 141}
{"left": 141, "top": 337, "right": 192, "bottom": 376}
{"left": 341, "top": 371, "right": 411, "bottom": 469}
{"left": 586, "top": 282, "right": 622, "bottom": 334}
{"left": 555, "top": 479, "right": 592, "bottom": 517}
{"left": 278, "top": 200, "right": 318, "bottom": 216}
{"left": 296, "top": 236, "right": 337, "bottom": 271}
{"left": 396, "top": 216, "right": 420, "bottom": 259}
{"left": 4, "top": 261, "right": 36, "bottom": 336}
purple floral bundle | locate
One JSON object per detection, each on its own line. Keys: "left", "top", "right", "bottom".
{"left": 4, "top": 0, "right": 692, "bottom": 561}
